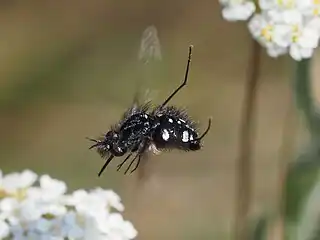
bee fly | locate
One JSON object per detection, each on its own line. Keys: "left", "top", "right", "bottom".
{"left": 87, "top": 45, "right": 211, "bottom": 177}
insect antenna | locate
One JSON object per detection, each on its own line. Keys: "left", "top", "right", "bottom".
{"left": 195, "top": 118, "right": 212, "bottom": 141}
{"left": 86, "top": 137, "right": 100, "bottom": 149}
{"left": 86, "top": 137, "right": 98, "bottom": 142}
{"left": 98, "top": 155, "right": 115, "bottom": 177}
{"left": 158, "top": 45, "right": 193, "bottom": 110}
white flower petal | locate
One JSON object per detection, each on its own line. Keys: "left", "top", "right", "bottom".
{"left": 34, "top": 218, "right": 53, "bottom": 233}
{"left": 306, "top": 17, "right": 320, "bottom": 32}
{"left": 222, "top": 2, "right": 256, "bottom": 21}
{"left": 300, "top": 47, "right": 314, "bottom": 59}
{"left": 290, "top": 44, "right": 303, "bottom": 60}
{"left": 273, "top": 24, "right": 292, "bottom": 47}
{"left": 62, "top": 189, "right": 88, "bottom": 206}
{"left": 283, "top": 10, "right": 303, "bottom": 24}
{"left": 19, "top": 200, "right": 43, "bottom": 221}
{"left": 266, "top": 45, "right": 288, "bottom": 57}
{"left": 121, "top": 221, "right": 138, "bottom": 239}
{"left": 0, "top": 197, "right": 19, "bottom": 213}
{"left": 2, "top": 170, "right": 37, "bottom": 193}
{"left": 26, "top": 187, "right": 43, "bottom": 200}
{"left": 299, "top": 27, "right": 320, "bottom": 48}
{"left": 93, "top": 188, "right": 125, "bottom": 212}
{"left": 40, "top": 175, "right": 67, "bottom": 195}
{"left": 11, "top": 224, "right": 25, "bottom": 240}
{"left": 68, "top": 225, "right": 84, "bottom": 239}
{"left": 20, "top": 170, "right": 38, "bottom": 188}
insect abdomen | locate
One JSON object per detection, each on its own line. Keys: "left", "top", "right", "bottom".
{"left": 151, "top": 115, "right": 199, "bottom": 151}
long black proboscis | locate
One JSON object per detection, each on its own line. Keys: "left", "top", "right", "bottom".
{"left": 98, "top": 155, "right": 114, "bottom": 177}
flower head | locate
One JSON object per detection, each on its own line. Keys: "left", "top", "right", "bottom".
{"left": 0, "top": 169, "right": 137, "bottom": 240}
{"left": 220, "top": 0, "right": 320, "bottom": 60}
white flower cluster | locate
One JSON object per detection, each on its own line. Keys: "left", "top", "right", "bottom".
{"left": 0, "top": 169, "right": 137, "bottom": 240}
{"left": 219, "top": 0, "right": 320, "bottom": 60}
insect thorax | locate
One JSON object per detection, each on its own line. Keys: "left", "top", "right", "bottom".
{"left": 117, "top": 113, "right": 154, "bottom": 151}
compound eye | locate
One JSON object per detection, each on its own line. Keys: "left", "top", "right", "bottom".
{"left": 112, "top": 145, "right": 126, "bottom": 156}
{"left": 105, "top": 131, "right": 114, "bottom": 138}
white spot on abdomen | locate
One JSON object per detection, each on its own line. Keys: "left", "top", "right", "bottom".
{"left": 168, "top": 118, "right": 173, "bottom": 123}
{"left": 182, "top": 131, "right": 189, "bottom": 142}
{"left": 162, "top": 129, "right": 170, "bottom": 141}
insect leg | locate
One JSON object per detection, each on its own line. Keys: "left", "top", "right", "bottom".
{"left": 130, "top": 154, "right": 141, "bottom": 174}
{"left": 124, "top": 154, "right": 139, "bottom": 175}
{"left": 129, "top": 139, "right": 150, "bottom": 174}
{"left": 98, "top": 155, "right": 115, "bottom": 177}
{"left": 117, "top": 153, "right": 132, "bottom": 171}
{"left": 159, "top": 45, "right": 193, "bottom": 109}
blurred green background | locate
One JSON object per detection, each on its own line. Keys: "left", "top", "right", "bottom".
{"left": 0, "top": 1, "right": 315, "bottom": 239}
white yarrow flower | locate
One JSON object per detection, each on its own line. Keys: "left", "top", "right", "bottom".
{"left": 220, "top": 0, "right": 320, "bottom": 60}
{"left": 248, "top": 14, "right": 288, "bottom": 57}
{"left": 0, "top": 169, "right": 137, "bottom": 240}
{"left": 289, "top": 21, "right": 320, "bottom": 60}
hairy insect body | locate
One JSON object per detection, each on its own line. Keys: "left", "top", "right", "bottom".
{"left": 88, "top": 45, "right": 212, "bottom": 176}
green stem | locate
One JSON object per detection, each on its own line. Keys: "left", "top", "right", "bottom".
{"left": 294, "top": 59, "right": 315, "bottom": 135}
{"left": 234, "top": 37, "right": 261, "bottom": 240}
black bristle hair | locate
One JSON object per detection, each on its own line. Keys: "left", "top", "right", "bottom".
{"left": 154, "top": 105, "right": 198, "bottom": 130}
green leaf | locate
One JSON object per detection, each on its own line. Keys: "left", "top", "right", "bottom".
{"left": 250, "top": 215, "right": 268, "bottom": 240}
{"left": 296, "top": 172, "right": 320, "bottom": 240}
{"left": 285, "top": 151, "right": 320, "bottom": 223}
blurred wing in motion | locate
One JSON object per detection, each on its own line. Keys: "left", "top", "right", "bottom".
{"left": 138, "top": 25, "right": 162, "bottom": 64}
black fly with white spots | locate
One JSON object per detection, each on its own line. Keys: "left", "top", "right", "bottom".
{"left": 87, "top": 45, "right": 211, "bottom": 177}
